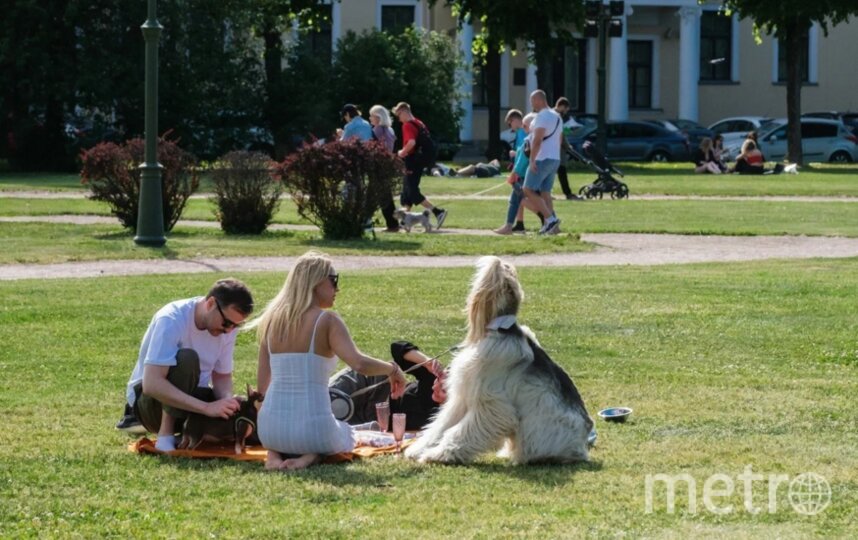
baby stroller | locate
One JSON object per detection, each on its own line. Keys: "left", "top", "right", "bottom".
{"left": 569, "top": 141, "right": 629, "bottom": 199}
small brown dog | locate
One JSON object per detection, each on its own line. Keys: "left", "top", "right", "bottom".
{"left": 179, "top": 385, "right": 264, "bottom": 454}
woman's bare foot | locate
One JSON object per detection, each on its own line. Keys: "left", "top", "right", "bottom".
{"left": 265, "top": 450, "right": 285, "bottom": 470}
{"left": 280, "top": 453, "right": 320, "bottom": 471}
{"left": 494, "top": 224, "right": 513, "bottom": 235}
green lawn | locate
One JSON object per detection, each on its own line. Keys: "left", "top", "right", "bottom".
{"left": 0, "top": 222, "right": 586, "bottom": 265}
{"left": 5, "top": 196, "right": 858, "bottom": 239}
{"left": 1, "top": 261, "right": 856, "bottom": 537}
{"left": 3, "top": 163, "right": 858, "bottom": 196}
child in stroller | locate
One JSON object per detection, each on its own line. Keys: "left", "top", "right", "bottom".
{"left": 570, "top": 141, "right": 630, "bottom": 199}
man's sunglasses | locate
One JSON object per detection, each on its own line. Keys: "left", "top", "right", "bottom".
{"left": 328, "top": 273, "right": 339, "bottom": 289}
{"left": 214, "top": 299, "right": 241, "bottom": 329}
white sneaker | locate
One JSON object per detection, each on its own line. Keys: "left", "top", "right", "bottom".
{"left": 538, "top": 218, "right": 560, "bottom": 235}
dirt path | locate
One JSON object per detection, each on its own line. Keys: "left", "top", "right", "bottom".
{"left": 2, "top": 190, "right": 858, "bottom": 202}
{"left": 2, "top": 233, "right": 857, "bottom": 281}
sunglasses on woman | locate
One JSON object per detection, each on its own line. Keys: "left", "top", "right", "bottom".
{"left": 328, "top": 273, "right": 339, "bottom": 289}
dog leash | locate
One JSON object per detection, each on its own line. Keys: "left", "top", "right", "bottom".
{"left": 349, "top": 344, "right": 461, "bottom": 399}
{"left": 467, "top": 182, "right": 508, "bottom": 197}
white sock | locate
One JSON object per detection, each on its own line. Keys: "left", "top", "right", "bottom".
{"left": 155, "top": 434, "right": 176, "bottom": 452}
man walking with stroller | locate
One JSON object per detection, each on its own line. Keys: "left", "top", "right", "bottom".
{"left": 524, "top": 90, "right": 563, "bottom": 234}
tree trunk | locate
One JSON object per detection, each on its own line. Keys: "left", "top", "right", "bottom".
{"left": 484, "top": 44, "right": 502, "bottom": 160}
{"left": 784, "top": 19, "right": 804, "bottom": 165}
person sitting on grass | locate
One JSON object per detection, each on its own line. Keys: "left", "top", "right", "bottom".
{"left": 117, "top": 278, "right": 255, "bottom": 453}
{"left": 693, "top": 137, "right": 723, "bottom": 174}
{"left": 251, "top": 251, "right": 406, "bottom": 471}
{"left": 329, "top": 340, "right": 447, "bottom": 431}
{"left": 730, "top": 139, "right": 784, "bottom": 175}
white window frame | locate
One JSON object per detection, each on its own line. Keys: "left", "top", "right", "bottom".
{"left": 771, "top": 23, "right": 818, "bottom": 84}
{"left": 376, "top": 0, "right": 423, "bottom": 32}
{"left": 627, "top": 34, "right": 661, "bottom": 110}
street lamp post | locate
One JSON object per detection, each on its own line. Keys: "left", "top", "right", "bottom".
{"left": 584, "top": 1, "right": 625, "bottom": 156}
{"left": 135, "top": 0, "right": 166, "bottom": 247}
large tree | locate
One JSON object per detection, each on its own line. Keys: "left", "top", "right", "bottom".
{"left": 720, "top": 1, "right": 858, "bottom": 165}
{"left": 431, "top": 1, "right": 584, "bottom": 158}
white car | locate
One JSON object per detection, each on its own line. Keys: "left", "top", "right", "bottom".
{"left": 747, "top": 118, "right": 858, "bottom": 163}
{"left": 708, "top": 116, "right": 775, "bottom": 154}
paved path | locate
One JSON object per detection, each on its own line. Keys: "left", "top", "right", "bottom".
{"left": 2, "top": 233, "right": 858, "bottom": 281}
{"left": 2, "top": 190, "right": 858, "bottom": 203}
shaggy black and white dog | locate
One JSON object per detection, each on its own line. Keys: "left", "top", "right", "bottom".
{"left": 405, "top": 256, "right": 593, "bottom": 464}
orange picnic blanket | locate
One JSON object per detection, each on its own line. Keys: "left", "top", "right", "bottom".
{"left": 129, "top": 433, "right": 413, "bottom": 464}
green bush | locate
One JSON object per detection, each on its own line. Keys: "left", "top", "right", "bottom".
{"left": 211, "top": 151, "right": 282, "bottom": 235}
{"left": 79, "top": 135, "right": 199, "bottom": 231}
{"left": 276, "top": 139, "right": 403, "bottom": 240}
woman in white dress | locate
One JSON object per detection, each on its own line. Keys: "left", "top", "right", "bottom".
{"left": 251, "top": 251, "right": 406, "bottom": 471}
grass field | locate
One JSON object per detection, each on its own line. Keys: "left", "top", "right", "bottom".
{"left": 2, "top": 163, "right": 858, "bottom": 196}
{"left": 4, "top": 196, "right": 858, "bottom": 243}
{"left": 0, "top": 222, "right": 586, "bottom": 265}
{"left": 1, "top": 261, "right": 856, "bottom": 538}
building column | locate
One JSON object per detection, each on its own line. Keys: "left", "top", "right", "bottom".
{"left": 500, "top": 50, "right": 510, "bottom": 108}
{"left": 608, "top": 9, "right": 631, "bottom": 121}
{"left": 678, "top": 6, "right": 701, "bottom": 121}
{"left": 526, "top": 44, "right": 538, "bottom": 107}
{"left": 331, "top": 1, "right": 342, "bottom": 52}
{"left": 458, "top": 21, "right": 474, "bottom": 142}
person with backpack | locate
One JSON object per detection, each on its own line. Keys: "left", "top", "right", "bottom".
{"left": 392, "top": 102, "right": 448, "bottom": 229}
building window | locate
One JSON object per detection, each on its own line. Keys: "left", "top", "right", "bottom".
{"left": 777, "top": 30, "right": 809, "bottom": 82}
{"left": 381, "top": 5, "right": 415, "bottom": 35}
{"left": 628, "top": 40, "right": 652, "bottom": 109}
{"left": 300, "top": 5, "right": 332, "bottom": 63}
{"left": 700, "top": 11, "right": 731, "bottom": 81}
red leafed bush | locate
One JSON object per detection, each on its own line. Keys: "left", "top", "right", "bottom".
{"left": 275, "top": 139, "right": 403, "bottom": 239}
{"left": 80, "top": 135, "right": 199, "bottom": 231}
{"left": 211, "top": 151, "right": 282, "bottom": 235}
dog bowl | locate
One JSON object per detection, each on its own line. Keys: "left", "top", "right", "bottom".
{"left": 598, "top": 407, "right": 633, "bottom": 423}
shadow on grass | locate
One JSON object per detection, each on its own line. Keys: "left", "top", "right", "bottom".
{"left": 299, "top": 236, "right": 423, "bottom": 252}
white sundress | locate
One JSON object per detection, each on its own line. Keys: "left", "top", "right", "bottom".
{"left": 257, "top": 312, "right": 355, "bottom": 455}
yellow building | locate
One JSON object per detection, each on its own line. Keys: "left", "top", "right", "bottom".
{"left": 313, "top": 0, "right": 858, "bottom": 143}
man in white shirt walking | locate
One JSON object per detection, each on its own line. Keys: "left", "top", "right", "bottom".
{"left": 523, "top": 90, "right": 564, "bottom": 234}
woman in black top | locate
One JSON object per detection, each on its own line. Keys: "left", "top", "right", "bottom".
{"left": 693, "top": 137, "right": 723, "bottom": 174}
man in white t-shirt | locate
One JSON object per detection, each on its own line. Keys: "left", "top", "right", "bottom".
{"left": 116, "top": 278, "right": 254, "bottom": 452}
{"left": 523, "top": 90, "right": 564, "bottom": 235}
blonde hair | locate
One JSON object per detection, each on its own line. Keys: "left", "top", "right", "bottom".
{"left": 699, "top": 137, "right": 713, "bottom": 153}
{"left": 464, "top": 257, "right": 523, "bottom": 345}
{"left": 246, "top": 251, "right": 333, "bottom": 345}
{"left": 522, "top": 112, "right": 537, "bottom": 128}
{"left": 741, "top": 139, "right": 757, "bottom": 154}
{"left": 369, "top": 105, "right": 392, "bottom": 127}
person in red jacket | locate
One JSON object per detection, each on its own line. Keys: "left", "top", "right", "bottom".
{"left": 391, "top": 102, "right": 447, "bottom": 230}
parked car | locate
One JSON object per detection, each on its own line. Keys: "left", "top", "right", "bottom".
{"left": 802, "top": 111, "right": 858, "bottom": 134}
{"left": 707, "top": 116, "right": 775, "bottom": 149}
{"left": 567, "top": 121, "right": 690, "bottom": 162}
{"left": 644, "top": 119, "right": 714, "bottom": 147}
{"left": 751, "top": 119, "right": 858, "bottom": 163}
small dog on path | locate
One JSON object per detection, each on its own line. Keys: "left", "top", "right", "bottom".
{"left": 393, "top": 209, "right": 433, "bottom": 233}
